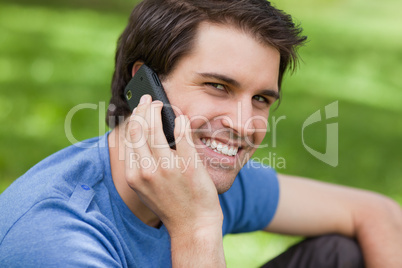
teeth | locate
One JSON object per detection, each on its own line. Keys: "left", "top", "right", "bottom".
{"left": 211, "top": 140, "right": 217, "bottom": 149}
{"left": 222, "top": 146, "right": 228, "bottom": 155}
{"left": 217, "top": 143, "right": 223, "bottom": 150}
{"left": 205, "top": 139, "right": 211, "bottom": 146}
{"left": 201, "top": 138, "right": 239, "bottom": 156}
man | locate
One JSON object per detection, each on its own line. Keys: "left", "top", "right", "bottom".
{"left": 0, "top": 0, "right": 401, "bottom": 267}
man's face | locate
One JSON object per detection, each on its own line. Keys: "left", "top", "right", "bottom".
{"left": 162, "top": 22, "right": 280, "bottom": 193}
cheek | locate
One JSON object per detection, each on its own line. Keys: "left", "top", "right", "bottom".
{"left": 252, "top": 117, "right": 269, "bottom": 143}
{"left": 176, "top": 97, "right": 220, "bottom": 128}
{"left": 187, "top": 107, "right": 215, "bottom": 131}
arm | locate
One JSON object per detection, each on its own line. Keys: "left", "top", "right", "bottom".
{"left": 265, "top": 174, "right": 402, "bottom": 268}
{"left": 170, "top": 225, "right": 225, "bottom": 267}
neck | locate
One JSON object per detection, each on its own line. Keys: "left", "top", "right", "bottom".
{"left": 108, "top": 125, "right": 161, "bottom": 228}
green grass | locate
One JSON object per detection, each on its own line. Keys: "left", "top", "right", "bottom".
{"left": 1, "top": 0, "right": 401, "bottom": 267}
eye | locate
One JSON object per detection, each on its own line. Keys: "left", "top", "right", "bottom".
{"left": 253, "top": 95, "right": 270, "bottom": 104}
{"left": 206, "top": 83, "right": 225, "bottom": 91}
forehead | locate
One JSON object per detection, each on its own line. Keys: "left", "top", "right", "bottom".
{"left": 175, "top": 22, "right": 280, "bottom": 90}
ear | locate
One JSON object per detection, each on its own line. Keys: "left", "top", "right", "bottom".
{"left": 131, "top": 61, "right": 144, "bottom": 77}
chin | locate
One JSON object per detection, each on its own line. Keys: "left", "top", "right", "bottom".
{"left": 207, "top": 165, "right": 239, "bottom": 194}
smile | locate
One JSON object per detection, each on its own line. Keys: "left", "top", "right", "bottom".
{"left": 201, "top": 138, "right": 239, "bottom": 157}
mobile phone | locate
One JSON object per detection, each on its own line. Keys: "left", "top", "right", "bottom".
{"left": 124, "top": 64, "right": 176, "bottom": 149}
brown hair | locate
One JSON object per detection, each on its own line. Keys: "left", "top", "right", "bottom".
{"left": 106, "top": 0, "right": 306, "bottom": 127}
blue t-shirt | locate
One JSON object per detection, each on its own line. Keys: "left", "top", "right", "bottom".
{"left": 0, "top": 133, "right": 279, "bottom": 267}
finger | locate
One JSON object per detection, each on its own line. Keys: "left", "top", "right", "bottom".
{"left": 127, "top": 95, "right": 155, "bottom": 169}
{"left": 133, "top": 94, "right": 152, "bottom": 122}
{"left": 126, "top": 95, "right": 151, "bottom": 148}
{"left": 147, "top": 100, "right": 173, "bottom": 158}
{"left": 174, "top": 115, "right": 198, "bottom": 160}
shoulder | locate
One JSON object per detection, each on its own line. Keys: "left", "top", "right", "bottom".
{"left": 0, "top": 196, "right": 122, "bottom": 267}
{"left": 27, "top": 135, "right": 106, "bottom": 183}
{"left": 0, "top": 135, "right": 110, "bottom": 246}
{"left": 237, "top": 159, "right": 278, "bottom": 180}
{"left": 229, "top": 159, "right": 279, "bottom": 197}
{"left": 220, "top": 160, "right": 280, "bottom": 234}
{"left": 0, "top": 133, "right": 123, "bottom": 266}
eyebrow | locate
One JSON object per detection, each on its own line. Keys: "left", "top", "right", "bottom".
{"left": 259, "top": 89, "right": 280, "bottom": 100}
{"left": 196, "top": 72, "right": 279, "bottom": 100}
{"left": 197, "top": 72, "right": 241, "bottom": 88}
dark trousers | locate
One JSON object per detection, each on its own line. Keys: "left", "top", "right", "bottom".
{"left": 260, "top": 234, "right": 365, "bottom": 268}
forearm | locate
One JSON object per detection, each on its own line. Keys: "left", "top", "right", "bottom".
{"left": 355, "top": 195, "right": 402, "bottom": 267}
{"left": 170, "top": 225, "right": 226, "bottom": 267}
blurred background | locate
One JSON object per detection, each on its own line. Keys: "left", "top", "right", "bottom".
{"left": 0, "top": 0, "right": 401, "bottom": 266}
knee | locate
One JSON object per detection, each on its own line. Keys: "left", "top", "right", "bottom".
{"left": 307, "top": 234, "right": 365, "bottom": 268}
{"left": 261, "top": 234, "right": 365, "bottom": 268}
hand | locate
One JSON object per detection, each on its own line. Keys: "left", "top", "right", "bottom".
{"left": 124, "top": 94, "right": 223, "bottom": 236}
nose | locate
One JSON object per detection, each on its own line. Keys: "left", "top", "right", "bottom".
{"left": 220, "top": 100, "right": 259, "bottom": 138}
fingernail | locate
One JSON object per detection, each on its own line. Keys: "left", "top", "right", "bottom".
{"left": 140, "top": 95, "right": 149, "bottom": 104}
{"left": 152, "top": 100, "right": 163, "bottom": 107}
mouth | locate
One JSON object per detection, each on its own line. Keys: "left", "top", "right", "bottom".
{"left": 201, "top": 138, "right": 240, "bottom": 157}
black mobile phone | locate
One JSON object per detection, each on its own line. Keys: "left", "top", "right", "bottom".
{"left": 124, "top": 64, "right": 176, "bottom": 149}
